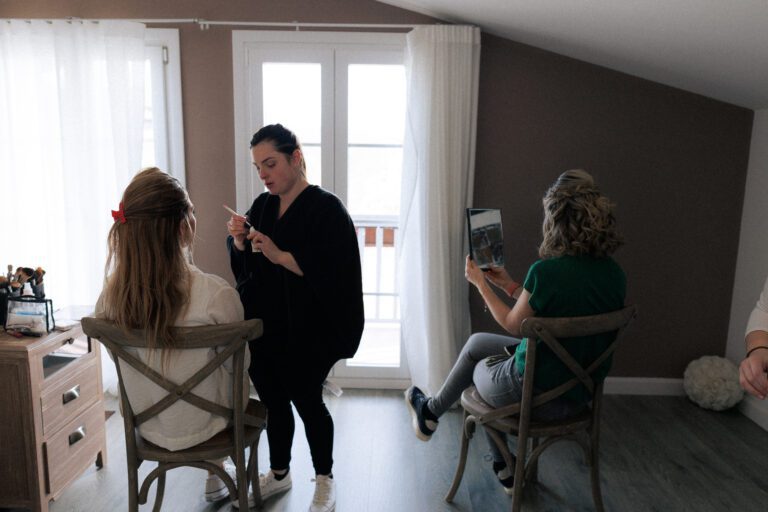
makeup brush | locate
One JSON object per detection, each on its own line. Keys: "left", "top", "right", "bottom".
{"left": 223, "top": 204, "right": 261, "bottom": 253}
{"left": 223, "top": 204, "right": 252, "bottom": 230}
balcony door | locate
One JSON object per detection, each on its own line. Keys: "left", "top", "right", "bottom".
{"left": 233, "top": 31, "right": 409, "bottom": 387}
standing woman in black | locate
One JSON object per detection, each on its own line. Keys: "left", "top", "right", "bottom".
{"left": 226, "top": 124, "right": 364, "bottom": 512}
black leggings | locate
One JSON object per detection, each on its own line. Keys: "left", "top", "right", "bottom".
{"left": 249, "top": 342, "right": 336, "bottom": 475}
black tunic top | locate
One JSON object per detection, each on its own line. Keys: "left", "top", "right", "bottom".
{"left": 227, "top": 185, "right": 364, "bottom": 363}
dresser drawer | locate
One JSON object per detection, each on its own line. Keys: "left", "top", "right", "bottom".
{"left": 42, "top": 332, "right": 94, "bottom": 381}
{"left": 44, "top": 399, "right": 105, "bottom": 496}
{"left": 41, "top": 357, "right": 99, "bottom": 436}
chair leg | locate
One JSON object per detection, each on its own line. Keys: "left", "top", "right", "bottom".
{"left": 589, "top": 442, "right": 605, "bottom": 512}
{"left": 512, "top": 433, "right": 529, "bottom": 512}
{"left": 528, "top": 437, "right": 540, "bottom": 483}
{"left": 233, "top": 437, "right": 248, "bottom": 508}
{"left": 248, "top": 441, "right": 263, "bottom": 508}
{"left": 236, "top": 462, "right": 249, "bottom": 511}
{"left": 126, "top": 459, "right": 139, "bottom": 512}
{"left": 151, "top": 469, "right": 166, "bottom": 512}
{"left": 589, "top": 398, "right": 605, "bottom": 512}
{"left": 445, "top": 410, "right": 471, "bottom": 503}
{"left": 96, "top": 448, "right": 106, "bottom": 469}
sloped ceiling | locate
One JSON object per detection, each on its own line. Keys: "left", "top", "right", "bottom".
{"left": 378, "top": 0, "right": 768, "bottom": 110}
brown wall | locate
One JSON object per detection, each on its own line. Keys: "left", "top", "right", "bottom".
{"left": 470, "top": 35, "right": 753, "bottom": 378}
{"left": 4, "top": 1, "right": 754, "bottom": 379}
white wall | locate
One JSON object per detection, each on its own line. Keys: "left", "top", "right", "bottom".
{"left": 726, "top": 108, "right": 768, "bottom": 429}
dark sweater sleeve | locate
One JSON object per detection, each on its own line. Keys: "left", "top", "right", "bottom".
{"left": 291, "top": 195, "right": 364, "bottom": 359}
{"left": 227, "top": 235, "right": 249, "bottom": 280}
{"left": 226, "top": 200, "right": 261, "bottom": 320}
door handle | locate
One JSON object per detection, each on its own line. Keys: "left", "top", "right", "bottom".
{"left": 62, "top": 385, "right": 80, "bottom": 404}
{"left": 68, "top": 425, "right": 86, "bottom": 446}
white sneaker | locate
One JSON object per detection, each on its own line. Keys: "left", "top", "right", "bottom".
{"left": 231, "top": 470, "right": 292, "bottom": 508}
{"left": 309, "top": 475, "right": 336, "bottom": 512}
{"left": 261, "top": 470, "right": 292, "bottom": 500}
{"left": 204, "top": 464, "right": 236, "bottom": 502}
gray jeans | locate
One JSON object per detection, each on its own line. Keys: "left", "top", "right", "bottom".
{"left": 428, "top": 332, "right": 583, "bottom": 463}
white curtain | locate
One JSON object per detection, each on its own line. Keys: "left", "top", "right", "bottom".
{"left": 398, "top": 26, "right": 481, "bottom": 394}
{"left": 0, "top": 20, "right": 146, "bottom": 309}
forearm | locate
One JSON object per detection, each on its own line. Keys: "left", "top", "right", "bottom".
{"left": 278, "top": 251, "right": 304, "bottom": 277}
{"left": 232, "top": 237, "right": 246, "bottom": 252}
{"left": 746, "top": 330, "right": 768, "bottom": 356}
{"left": 476, "top": 280, "right": 512, "bottom": 332}
{"left": 741, "top": 330, "right": 768, "bottom": 399}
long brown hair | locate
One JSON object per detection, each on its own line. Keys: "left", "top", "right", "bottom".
{"left": 539, "top": 169, "right": 623, "bottom": 259}
{"left": 101, "top": 168, "right": 194, "bottom": 359}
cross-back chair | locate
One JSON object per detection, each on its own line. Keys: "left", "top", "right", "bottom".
{"left": 445, "top": 305, "right": 637, "bottom": 512}
{"left": 81, "top": 317, "right": 267, "bottom": 512}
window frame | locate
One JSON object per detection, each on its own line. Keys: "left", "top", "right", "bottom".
{"left": 144, "top": 28, "right": 186, "bottom": 185}
{"left": 232, "top": 30, "right": 406, "bottom": 212}
{"left": 231, "top": 30, "right": 409, "bottom": 388}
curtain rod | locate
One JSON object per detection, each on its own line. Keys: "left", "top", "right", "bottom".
{"left": 2, "top": 17, "right": 435, "bottom": 31}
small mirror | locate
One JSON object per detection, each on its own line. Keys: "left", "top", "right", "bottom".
{"left": 466, "top": 208, "right": 504, "bottom": 269}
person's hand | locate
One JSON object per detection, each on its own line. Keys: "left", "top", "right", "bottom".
{"left": 248, "top": 230, "right": 282, "bottom": 264}
{"left": 739, "top": 348, "right": 768, "bottom": 399}
{"left": 227, "top": 214, "right": 248, "bottom": 251}
{"left": 484, "top": 266, "right": 513, "bottom": 290}
{"left": 465, "top": 255, "right": 486, "bottom": 288}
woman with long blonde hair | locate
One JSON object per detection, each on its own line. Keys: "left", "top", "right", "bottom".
{"left": 96, "top": 167, "right": 247, "bottom": 502}
{"left": 405, "top": 169, "right": 626, "bottom": 494}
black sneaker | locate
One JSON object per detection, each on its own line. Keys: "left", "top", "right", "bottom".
{"left": 493, "top": 460, "right": 516, "bottom": 495}
{"left": 404, "top": 386, "right": 438, "bottom": 441}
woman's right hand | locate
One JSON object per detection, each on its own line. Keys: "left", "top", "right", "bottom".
{"left": 740, "top": 349, "right": 768, "bottom": 399}
{"left": 227, "top": 214, "right": 248, "bottom": 251}
{"left": 465, "top": 256, "right": 486, "bottom": 288}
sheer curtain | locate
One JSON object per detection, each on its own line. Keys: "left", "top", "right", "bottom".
{"left": 398, "top": 26, "right": 481, "bottom": 394}
{"left": 0, "top": 20, "right": 146, "bottom": 309}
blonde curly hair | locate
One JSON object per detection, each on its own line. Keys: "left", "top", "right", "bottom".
{"left": 539, "top": 169, "right": 623, "bottom": 259}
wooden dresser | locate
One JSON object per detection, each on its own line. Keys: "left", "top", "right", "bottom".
{"left": 0, "top": 324, "right": 107, "bottom": 512}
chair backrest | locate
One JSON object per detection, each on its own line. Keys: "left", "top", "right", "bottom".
{"left": 81, "top": 317, "right": 262, "bottom": 428}
{"left": 518, "top": 305, "right": 637, "bottom": 409}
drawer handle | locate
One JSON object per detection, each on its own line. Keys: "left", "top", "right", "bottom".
{"left": 68, "top": 426, "right": 87, "bottom": 446}
{"left": 62, "top": 385, "right": 80, "bottom": 404}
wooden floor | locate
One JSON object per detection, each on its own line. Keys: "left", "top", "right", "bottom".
{"left": 7, "top": 390, "right": 768, "bottom": 512}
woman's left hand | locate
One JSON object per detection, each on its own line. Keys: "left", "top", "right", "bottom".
{"left": 247, "top": 229, "right": 305, "bottom": 276}
{"left": 248, "top": 230, "right": 282, "bottom": 263}
{"left": 465, "top": 255, "right": 486, "bottom": 288}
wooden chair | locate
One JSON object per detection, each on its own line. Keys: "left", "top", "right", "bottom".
{"left": 81, "top": 317, "right": 267, "bottom": 512}
{"left": 445, "top": 305, "right": 637, "bottom": 512}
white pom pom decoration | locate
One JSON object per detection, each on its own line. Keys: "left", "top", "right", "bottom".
{"left": 683, "top": 356, "right": 744, "bottom": 411}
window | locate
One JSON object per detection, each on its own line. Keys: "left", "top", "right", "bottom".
{"left": 233, "top": 31, "right": 408, "bottom": 387}
{"left": 0, "top": 24, "right": 185, "bottom": 310}
{"left": 143, "top": 29, "right": 186, "bottom": 183}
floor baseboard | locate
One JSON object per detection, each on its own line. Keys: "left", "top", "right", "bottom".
{"left": 604, "top": 377, "right": 768, "bottom": 432}
{"left": 603, "top": 376, "right": 685, "bottom": 396}
{"left": 332, "top": 376, "right": 690, "bottom": 394}
{"left": 739, "top": 395, "right": 768, "bottom": 430}
{"left": 328, "top": 377, "right": 411, "bottom": 390}
{"left": 328, "top": 375, "right": 768, "bottom": 430}
{"left": 269, "top": 374, "right": 768, "bottom": 433}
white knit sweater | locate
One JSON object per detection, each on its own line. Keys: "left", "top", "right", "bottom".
{"left": 96, "top": 265, "right": 247, "bottom": 451}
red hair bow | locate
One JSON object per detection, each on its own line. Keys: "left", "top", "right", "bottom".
{"left": 111, "top": 202, "right": 127, "bottom": 224}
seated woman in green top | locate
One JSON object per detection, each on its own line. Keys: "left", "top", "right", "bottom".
{"left": 405, "top": 169, "right": 626, "bottom": 494}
